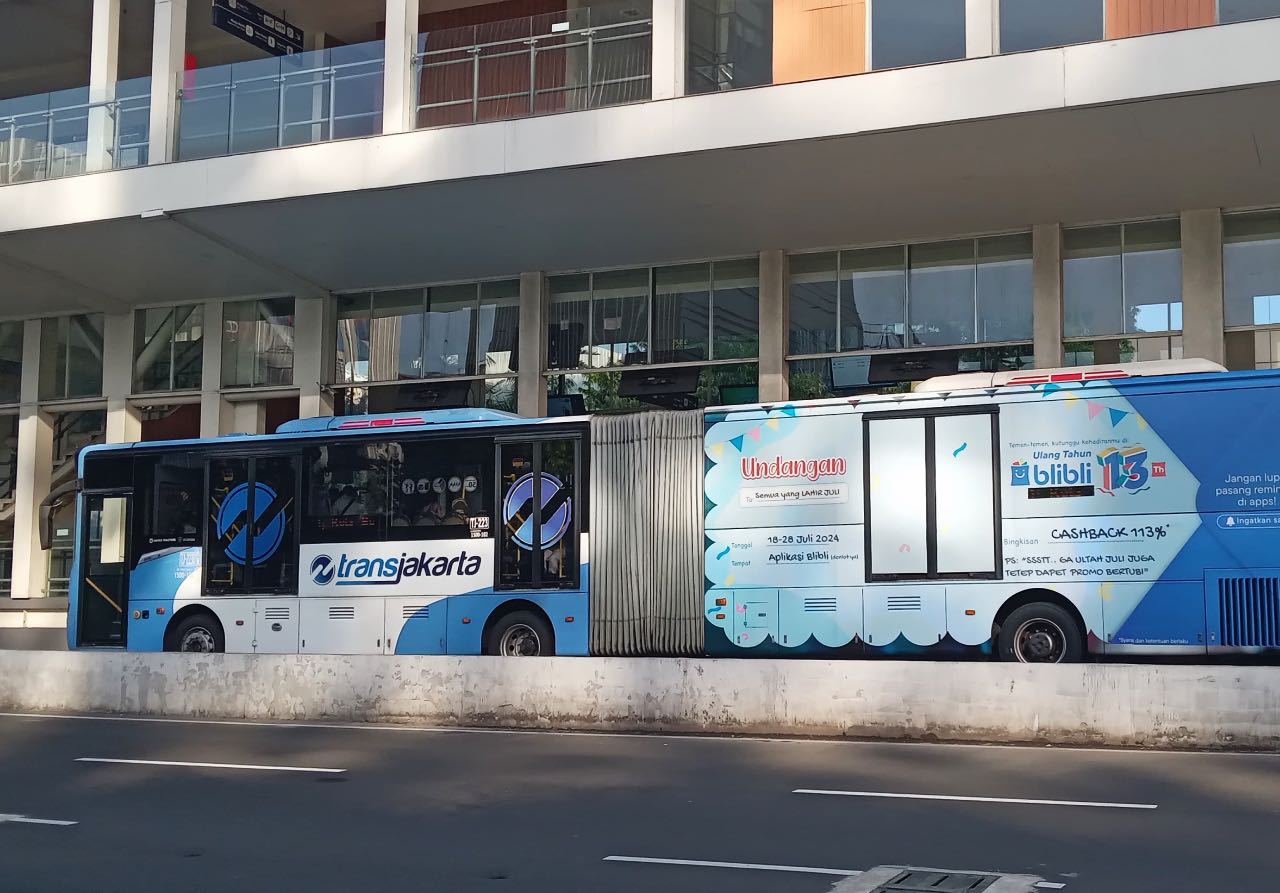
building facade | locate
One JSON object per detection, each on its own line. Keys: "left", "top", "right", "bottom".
{"left": 2, "top": 0, "right": 1280, "bottom": 641}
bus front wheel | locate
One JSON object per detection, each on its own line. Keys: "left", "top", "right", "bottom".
{"left": 167, "top": 612, "right": 225, "bottom": 654}
{"left": 997, "top": 603, "right": 1083, "bottom": 664}
{"left": 486, "top": 611, "right": 555, "bottom": 657}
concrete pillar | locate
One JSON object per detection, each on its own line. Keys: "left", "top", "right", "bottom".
{"left": 199, "top": 299, "right": 231, "bottom": 437}
{"left": 1032, "top": 223, "right": 1065, "bottom": 368}
{"left": 966, "top": 0, "right": 999, "bottom": 57}
{"left": 102, "top": 312, "right": 141, "bottom": 444}
{"left": 651, "top": 0, "right": 687, "bottom": 100}
{"left": 295, "top": 296, "right": 335, "bottom": 420}
{"left": 148, "top": 0, "right": 188, "bottom": 165}
{"left": 231, "top": 400, "right": 266, "bottom": 435}
{"left": 517, "top": 272, "right": 548, "bottom": 418}
{"left": 1180, "top": 209, "right": 1225, "bottom": 365}
{"left": 758, "top": 250, "right": 789, "bottom": 403}
{"left": 382, "top": 0, "right": 421, "bottom": 134}
{"left": 10, "top": 321, "right": 52, "bottom": 600}
{"left": 87, "top": 0, "right": 122, "bottom": 172}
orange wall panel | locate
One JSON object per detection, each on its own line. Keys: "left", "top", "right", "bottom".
{"left": 1106, "top": 0, "right": 1214, "bottom": 39}
{"left": 774, "top": 0, "right": 866, "bottom": 85}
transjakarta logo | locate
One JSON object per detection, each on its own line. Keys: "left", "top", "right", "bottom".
{"left": 310, "top": 551, "right": 482, "bottom": 586}
{"left": 1011, "top": 445, "right": 1164, "bottom": 494}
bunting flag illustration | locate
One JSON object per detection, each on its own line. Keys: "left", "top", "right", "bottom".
{"left": 1087, "top": 401, "right": 1105, "bottom": 420}
{"left": 1108, "top": 407, "right": 1130, "bottom": 427}
{"left": 747, "top": 427, "right": 762, "bottom": 442}
{"left": 729, "top": 434, "right": 746, "bottom": 451}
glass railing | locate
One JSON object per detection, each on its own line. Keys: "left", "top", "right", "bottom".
{"left": 0, "top": 77, "right": 150, "bottom": 186}
{"left": 414, "top": 3, "right": 653, "bottom": 128}
{"left": 176, "top": 40, "right": 384, "bottom": 161}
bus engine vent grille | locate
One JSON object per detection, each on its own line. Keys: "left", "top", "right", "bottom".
{"left": 402, "top": 605, "right": 427, "bottom": 619}
{"left": 328, "top": 606, "right": 357, "bottom": 621}
{"left": 803, "top": 597, "right": 838, "bottom": 613}
{"left": 886, "top": 595, "right": 923, "bottom": 612}
{"left": 263, "top": 607, "right": 290, "bottom": 621}
{"left": 1218, "top": 575, "right": 1280, "bottom": 648}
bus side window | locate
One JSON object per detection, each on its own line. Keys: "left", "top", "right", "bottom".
{"left": 388, "top": 437, "right": 494, "bottom": 541}
{"left": 135, "top": 453, "right": 202, "bottom": 561}
{"left": 303, "top": 443, "right": 391, "bottom": 543}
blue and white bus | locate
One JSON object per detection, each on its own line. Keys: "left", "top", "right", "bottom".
{"left": 52, "top": 359, "right": 1280, "bottom": 662}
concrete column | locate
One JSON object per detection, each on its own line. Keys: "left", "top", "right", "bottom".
{"left": 1032, "top": 223, "right": 1065, "bottom": 368}
{"left": 148, "top": 0, "right": 188, "bottom": 165}
{"left": 231, "top": 400, "right": 266, "bottom": 435}
{"left": 382, "top": 0, "right": 421, "bottom": 134}
{"left": 1180, "top": 209, "right": 1225, "bottom": 365}
{"left": 651, "top": 0, "right": 687, "bottom": 100}
{"left": 199, "top": 299, "right": 231, "bottom": 437}
{"left": 87, "top": 0, "right": 122, "bottom": 172}
{"left": 294, "top": 296, "right": 334, "bottom": 420}
{"left": 758, "top": 250, "right": 789, "bottom": 403}
{"left": 10, "top": 321, "right": 52, "bottom": 600}
{"left": 966, "top": 0, "right": 999, "bottom": 57}
{"left": 102, "top": 312, "right": 141, "bottom": 444}
{"left": 517, "top": 272, "right": 548, "bottom": 418}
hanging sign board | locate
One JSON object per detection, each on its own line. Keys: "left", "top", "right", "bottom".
{"left": 211, "top": 0, "right": 304, "bottom": 57}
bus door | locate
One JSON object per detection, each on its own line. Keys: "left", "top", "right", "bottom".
{"left": 79, "top": 492, "right": 132, "bottom": 646}
{"left": 863, "top": 408, "right": 1001, "bottom": 581}
{"left": 496, "top": 437, "right": 581, "bottom": 590}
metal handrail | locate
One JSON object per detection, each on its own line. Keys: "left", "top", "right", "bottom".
{"left": 414, "top": 17, "right": 653, "bottom": 125}
{"left": 0, "top": 92, "right": 150, "bottom": 185}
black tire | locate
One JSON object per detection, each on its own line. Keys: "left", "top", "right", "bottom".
{"left": 166, "top": 612, "right": 225, "bottom": 654}
{"left": 486, "top": 610, "right": 555, "bottom": 657}
{"left": 998, "top": 602, "right": 1084, "bottom": 663}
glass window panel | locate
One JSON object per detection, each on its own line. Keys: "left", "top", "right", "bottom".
{"left": 653, "top": 263, "right": 710, "bottom": 363}
{"left": 999, "top": 0, "right": 1103, "bottom": 52}
{"left": 909, "top": 240, "right": 976, "bottom": 347}
{"left": 171, "top": 304, "right": 203, "bottom": 391}
{"left": 1123, "top": 220, "right": 1181, "bottom": 334}
{"left": 484, "top": 377, "right": 518, "bottom": 412}
{"left": 371, "top": 289, "right": 426, "bottom": 381}
{"left": 305, "top": 442, "right": 390, "bottom": 544}
{"left": 478, "top": 280, "right": 521, "bottom": 375}
{"left": 0, "top": 321, "right": 22, "bottom": 405}
{"left": 976, "top": 234, "right": 1033, "bottom": 343}
{"left": 258, "top": 298, "right": 296, "bottom": 387}
{"left": 134, "top": 307, "right": 174, "bottom": 392}
{"left": 424, "top": 285, "right": 476, "bottom": 377}
{"left": 1063, "top": 225, "right": 1123, "bottom": 337}
{"left": 547, "top": 275, "right": 592, "bottom": 370}
{"left": 248, "top": 455, "right": 299, "bottom": 592}
{"left": 591, "top": 269, "right": 649, "bottom": 368}
{"left": 229, "top": 56, "right": 284, "bottom": 155}
{"left": 685, "top": 0, "right": 774, "bottom": 93}
{"left": 335, "top": 294, "right": 372, "bottom": 384}
{"left": 867, "top": 416, "right": 929, "bottom": 575}
{"left": 206, "top": 456, "right": 249, "bottom": 592}
{"left": 39, "top": 317, "right": 70, "bottom": 401}
{"left": 934, "top": 414, "right": 996, "bottom": 575}
{"left": 138, "top": 452, "right": 202, "bottom": 552}
{"left": 1219, "top": 1, "right": 1280, "bottom": 24}
{"left": 788, "top": 252, "right": 838, "bottom": 355}
{"left": 872, "top": 0, "right": 966, "bottom": 70}
{"left": 390, "top": 437, "right": 493, "bottom": 540}
{"left": 711, "top": 258, "right": 759, "bottom": 360}
{"left": 66, "top": 314, "right": 104, "bottom": 399}
{"left": 840, "top": 246, "right": 907, "bottom": 351}
{"left": 1224, "top": 212, "right": 1280, "bottom": 328}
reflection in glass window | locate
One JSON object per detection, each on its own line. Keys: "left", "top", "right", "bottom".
{"left": 39, "top": 314, "right": 104, "bottom": 401}
{"left": 372, "top": 289, "right": 426, "bottom": 381}
{"left": 424, "top": 284, "right": 476, "bottom": 377}
{"left": 788, "top": 345, "right": 1032, "bottom": 399}
{"left": 134, "top": 304, "right": 203, "bottom": 392}
{"left": 389, "top": 438, "right": 494, "bottom": 541}
{"left": 976, "top": 234, "right": 1033, "bottom": 343}
{"left": 547, "top": 362, "right": 758, "bottom": 411}
{"left": 841, "top": 247, "right": 907, "bottom": 351}
{"left": 909, "top": 240, "right": 976, "bottom": 347}
{"left": 1123, "top": 220, "right": 1182, "bottom": 334}
{"left": 872, "top": 0, "right": 966, "bottom": 70}
{"left": 1063, "top": 336, "right": 1183, "bottom": 366}
{"left": 0, "top": 321, "right": 24, "bottom": 405}
{"left": 712, "top": 258, "right": 760, "bottom": 360}
{"left": 222, "top": 298, "right": 295, "bottom": 388}
{"left": 999, "top": 0, "right": 1103, "bottom": 53}
{"left": 592, "top": 269, "right": 649, "bottom": 367}
{"left": 1219, "top": 1, "right": 1280, "bottom": 24}
{"left": 686, "top": 0, "right": 774, "bottom": 93}
{"left": 788, "top": 252, "right": 839, "bottom": 356}
{"left": 335, "top": 294, "right": 372, "bottom": 384}
{"left": 1227, "top": 328, "right": 1280, "bottom": 370}
{"left": 478, "top": 280, "right": 520, "bottom": 374}
{"left": 137, "top": 452, "right": 202, "bottom": 552}
{"left": 1224, "top": 211, "right": 1280, "bottom": 328}
{"left": 305, "top": 442, "right": 391, "bottom": 543}
{"left": 548, "top": 275, "right": 592, "bottom": 370}
{"left": 653, "top": 264, "right": 711, "bottom": 363}
{"left": 1063, "top": 226, "right": 1124, "bottom": 338}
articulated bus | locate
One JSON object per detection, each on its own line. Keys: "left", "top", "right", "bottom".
{"left": 52, "top": 359, "right": 1280, "bottom": 663}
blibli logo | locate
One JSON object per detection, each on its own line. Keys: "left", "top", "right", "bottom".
{"left": 1011, "top": 453, "right": 1093, "bottom": 488}
{"left": 1010, "top": 461, "right": 1030, "bottom": 486}
{"left": 312, "top": 550, "right": 482, "bottom": 587}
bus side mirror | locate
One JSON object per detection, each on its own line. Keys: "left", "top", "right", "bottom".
{"left": 39, "top": 479, "right": 81, "bottom": 551}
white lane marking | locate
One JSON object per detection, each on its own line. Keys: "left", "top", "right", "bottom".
{"left": 76, "top": 758, "right": 345, "bottom": 774}
{"left": 0, "top": 813, "right": 77, "bottom": 827}
{"left": 794, "top": 789, "right": 1157, "bottom": 810}
{"left": 3, "top": 712, "right": 1276, "bottom": 759}
{"left": 1034, "top": 883, "right": 1068, "bottom": 890}
{"left": 603, "top": 856, "right": 860, "bottom": 876}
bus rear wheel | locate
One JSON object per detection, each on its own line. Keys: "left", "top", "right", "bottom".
{"left": 998, "top": 603, "right": 1083, "bottom": 664}
{"left": 487, "top": 611, "right": 554, "bottom": 657}
{"left": 167, "top": 613, "right": 225, "bottom": 654}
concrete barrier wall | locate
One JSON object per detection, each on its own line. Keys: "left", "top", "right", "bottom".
{"left": 1, "top": 651, "right": 1277, "bottom": 750}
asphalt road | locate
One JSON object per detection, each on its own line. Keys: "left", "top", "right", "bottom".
{"left": 0, "top": 713, "right": 1276, "bottom": 893}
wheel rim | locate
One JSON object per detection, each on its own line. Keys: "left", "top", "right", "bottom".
{"left": 179, "top": 627, "right": 217, "bottom": 653}
{"left": 1012, "top": 618, "right": 1066, "bottom": 663}
{"left": 499, "top": 624, "right": 541, "bottom": 657}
